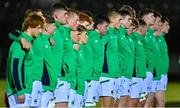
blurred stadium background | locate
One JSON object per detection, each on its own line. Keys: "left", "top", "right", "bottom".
{"left": 0, "top": 0, "right": 180, "bottom": 107}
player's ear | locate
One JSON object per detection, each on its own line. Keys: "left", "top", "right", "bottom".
{"left": 53, "top": 13, "right": 58, "bottom": 20}
{"left": 44, "top": 26, "right": 48, "bottom": 32}
{"left": 65, "top": 13, "right": 68, "bottom": 18}
{"left": 55, "top": 14, "right": 58, "bottom": 20}
{"left": 97, "top": 24, "right": 101, "bottom": 30}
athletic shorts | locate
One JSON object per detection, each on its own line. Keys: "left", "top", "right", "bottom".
{"left": 68, "top": 89, "right": 76, "bottom": 108}
{"left": 142, "top": 72, "right": 153, "bottom": 93}
{"left": 130, "top": 77, "right": 143, "bottom": 99}
{"left": 157, "top": 74, "right": 168, "bottom": 91}
{"left": 151, "top": 80, "right": 158, "bottom": 93}
{"left": 99, "top": 77, "right": 116, "bottom": 97}
{"left": 40, "top": 91, "right": 53, "bottom": 107}
{"left": 30, "top": 80, "right": 42, "bottom": 107}
{"left": 113, "top": 77, "right": 123, "bottom": 99}
{"left": 84, "top": 80, "right": 99, "bottom": 106}
{"left": 54, "top": 79, "right": 70, "bottom": 103}
{"left": 7, "top": 93, "right": 18, "bottom": 107}
{"left": 75, "top": 93, "right": 84, "bottom": 107}
{"left": 121, "top": 76, "right": 131, "bottom": 96}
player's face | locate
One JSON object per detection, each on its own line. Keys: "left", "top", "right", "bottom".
{"left": 121, "top": 15, "right": 132, "bottom": 29}
{"left": 71, "top": 30, "right": 80, "bottom": 43}
{"left": 162, "top": 21, "right": 170, "bottom": 33}
{"left": 127, "top": 25, "right": 136, "bottom": 35}
{"left": 80, "top": 21, "right": 90, "bottom": 29}
{"left": 80, "top": 31, "right": 88, "bottom": 44}
{"left": 46, "top": 23, "right": 56, "bottom": 35}
{"left": 98, "top": 21, "right": 109, "bottom": 35}
{"left": 156, "top": 17, "right": 161, "bottom": 23}
{"left": 152, "top": 22, "right": 158, "bottom": 30}
{"left": 150, "top": 16, "right": 160, "bottom": 31}
{"left": 56, "top": 9, "right": 68, "bottom": 24}
{"left": 69, "top": 14, "right": 79, "bottom": 30}
{"left": 154, "top": 19, "right": 161, "bottom": 31}
{"left": 118, "top": 16, "right": 124, "bottom": 27}
{"left": 114, "top": 16, "right": 122, "bottom": 29}
{"left": 87, "top": 22, "right": 94, "bottom": 30}
{"left": 31, "top": 25, "right": 42, "bottom": 37}
{"left": 140, "top": 26, "right": 147, "bottom": 36}
{"left": 147, "top": 13, "right": 155, "bottom": 25}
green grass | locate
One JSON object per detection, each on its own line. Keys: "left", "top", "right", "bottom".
{"left": 0, "top": 80, "right": 6, "bottom": 107}
{"left": 0, "top": 79, "right": 180, "bottom": 107}
{"left": 165, "top": 82, "right": 180, "bottom": 102}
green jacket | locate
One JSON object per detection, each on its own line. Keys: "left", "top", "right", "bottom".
{"left": 8, "top": 31, "right": 58, "bottom": 91}
{"left": 51, "top": 21, "right": 65, "bottom": 78}
{"left": 9, "top": 30, "right": 44, "bottom": 81}
{"left": 31, "top": 35, "right": 44, "bottom": 81}
{"left": 131, "top": 32, "right": 146, "bottom": 78}
{"left": 62, "top": 26, "right": 77, "bottom": 90}
{"left": 40, "top": 33, "right": 57, "bottom": 91}
{"left": 153, "top": 34, "right": 162, "bottom": 80}
{"left": 6, "top": 32, "right": 35, "bottom": 96}
{"left": 6, "top": 52, "right": 16, "bottom": 95}
{"left": 89, "top": 30, "right": 105, "bottom": 81}
{"left": 101, "top": 26, "right": 120, "bottom": 78}
{"left": 142, "top": 28, "right": 156, "bottom": 73}
{"left": 9, "top": 29, "right": 21, "bottom": 42}
{"left": 156, "top": 33, "right": 169, "bottom": 75}
{"left": 76, "top": 44, "right": 86, "bottom": 95}
{"left": 83, "top": 31, "right": 93, "bottom": 81}
{"left": 117, "top": 27, "right": 135, "bottom": 79}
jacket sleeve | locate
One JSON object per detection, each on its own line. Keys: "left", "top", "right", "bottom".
{"left": 9, "top": 30, "right": 21, "bottom": 42}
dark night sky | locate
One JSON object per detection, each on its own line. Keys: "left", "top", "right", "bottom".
{"left": 0, "top": 0, "right": 180, "bottom": 53}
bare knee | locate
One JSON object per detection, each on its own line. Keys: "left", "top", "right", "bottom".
{"left": 18, "top": 95, "right": 25, "bottom": 103}
{"left": 145, "top": 93, "right": 155, "bottom": 107}
{"left": 155, "top": 91, "right": 165, "bottom": 107}
{"left": 128, "top": 98, "right": 139, "bottom": 107}
{"left": 100, "top": 96, "right": 113, "bottom": 107}
{"left": 55, "top": 102, "right": 68, "bottom": 108}
{"left": 118, "top": 96, "right": 129, "bottom": 107}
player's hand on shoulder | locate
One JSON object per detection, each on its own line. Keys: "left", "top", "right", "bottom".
{"left": 20, "top": 38, "right": 31, "bottom": 50}
{"left": 73, "top": 44, "right": 80, "bottom": 51}
{"left": 49, "top": 38, "right": 55, "bottom": 46}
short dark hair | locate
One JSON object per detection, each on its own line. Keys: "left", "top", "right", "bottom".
{"left": 161, "top": 16, "right": 169, "bottom": 23}
{"left": 24, "top": 8, "right": 41, "bottom": 19}
{"left": 94, "top": 14, "right": 110, "bottom": 28}
{"left": 138, "top": 19, "right": 147, "bottom": 26}
{"left": 49, "top": 3, "right": 67, "bottom": 15}
{"left": 153, "top": 11, "right": 162, "bottom": 18}
{"left": 43, "top": 12, "right": 55, "bottom": 24}
{"left": 77, "top": 25, "right": 87, "bottom": 32}
{"left": 137, "top": 8, "right": 154, "bottom": 19}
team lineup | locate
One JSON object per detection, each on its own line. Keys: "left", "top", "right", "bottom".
{"left": 5, "top": 2, "right": 170, "bottom": 108}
